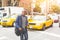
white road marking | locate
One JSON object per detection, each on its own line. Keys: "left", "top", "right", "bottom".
{"left": 40, "top": 31, "right": 60, "bottom": 38}
{"left": 44, "top": 38, "right": 50, "bottom": 40}
{"left": 29, "top": 31, "right": 60, "bottom": 40}
{"left": 0, "top": 36, "right": 8, "bottom": 40}
{"left": 0, "top": 25, "right": 3, "bottom": 28}
{"left": 53, "top": 23, "right": 59, "bottom": 27}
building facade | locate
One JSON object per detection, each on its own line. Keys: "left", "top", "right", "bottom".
{"left": 0, "top": 0, "right": 19, "bottom": 7}
{"left": 19, "top": 0, "right": 31, "bottom": 11}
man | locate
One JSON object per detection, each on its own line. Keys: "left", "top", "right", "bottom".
{"left": 15, "top": 9, "right": 28, "bottom": 40}
{"left": 58, "top": 14, "right": 60, "bottom": 27}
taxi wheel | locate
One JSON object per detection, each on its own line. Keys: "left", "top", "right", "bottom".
{"left": 50, "top": 24, "right": 53, "bottom": 27}
{"left": 50, "top": 23, "right": 53, "bottom": 27}
{"left": 12, "top": 22, "right": 15, "bottom": 27}
{"left": 42, "top": 25, "right": 46, "bottom": 31}
{"left": 3, "top": 26, "right": 6, "bottom": 27}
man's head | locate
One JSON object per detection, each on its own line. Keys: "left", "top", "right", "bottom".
{"left": 22, "top": 9, "right": 27, "bottom": 16}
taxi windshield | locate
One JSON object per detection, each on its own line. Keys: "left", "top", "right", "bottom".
{"left": 11, "top": 15, "right": 16, "bottom": 18}
{"left": 4, "top": 14, "right": 17, "bottom": 18}
{"left": 32, "top": 15, "right": 46, "bottom": 21}
{"left": 4, "top": 16, "right": 10, "bottom": 18}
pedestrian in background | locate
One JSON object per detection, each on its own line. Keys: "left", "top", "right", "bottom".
{"left": 58, "top": 15, "right": 60, "bottom": 27}
{"left": 15, "top": 9, "right": 28, "bottom": 40}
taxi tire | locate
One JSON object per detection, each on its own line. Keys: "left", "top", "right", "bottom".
{"left": 50, "top": 23, "right": 53, "bottom": 27}
{"left": 50, "top": 24, "right": 53, "bottom": 27}
{"left": 3, "top": 26, "right": 6, "bottom": 27}
{"left": 12, "top": 22, "right": 15, "bottom": 27}
{"left": 42, "top": 24, "right": 45, "bottom": 31}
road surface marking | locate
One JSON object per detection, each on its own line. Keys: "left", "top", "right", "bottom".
{"left": 40, "top": 31, "right": 60, "bottom": 38}
{"left": 0, "top": 36, "right": 8, "bottom": 40}
{"left": 29, "top": 31, "right": 60, "bottom": 40}
{"left": 0, "top": 25, "right": 2, "bottom": 28}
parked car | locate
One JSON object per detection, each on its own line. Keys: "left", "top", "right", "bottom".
{"left": 0, "top": 18, "right": 1, "bottom": 25}
{"left": 1, "top": 14, "right": 17, "bottom": 27}
{"left": 27, "top": 15, "right": 53, "bottom": 30}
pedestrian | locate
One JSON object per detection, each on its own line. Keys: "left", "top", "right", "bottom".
{"left": 58, "top": 14, "right": 60, "bottom": 27}
{"left": 15, "top": 9, "right": 28, "bottom": 40}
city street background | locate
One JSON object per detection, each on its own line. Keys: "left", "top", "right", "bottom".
{"left": 0, "top": 0, "right": 60, "bottom": 40}
{"left": 0, "top": 23, "right": 60, "bottom": 40}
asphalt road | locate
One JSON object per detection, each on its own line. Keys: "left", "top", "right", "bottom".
{"left": 0, "top": 23, "right": 60, "bottom": 40}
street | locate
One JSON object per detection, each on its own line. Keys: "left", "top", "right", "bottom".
{"left": 0, "top": 23, "right": 60, "bottom": 40}
{"left": 0, "top": 0, "right": 60, "bottom": 40}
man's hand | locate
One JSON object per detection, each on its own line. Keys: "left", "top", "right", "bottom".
{"left": 19, "top": 28, "right": 22, "bottom": 31}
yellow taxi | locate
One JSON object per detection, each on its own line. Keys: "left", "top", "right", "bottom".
{"left": 27, "top": 14, "right": 53, "bottom": 30}
{"left": 0, "top": 19, "right": 1, "bottom": 25}
{"left": 1, "top": 14, "right": 17, "bottom": 27}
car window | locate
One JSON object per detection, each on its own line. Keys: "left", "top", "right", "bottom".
{"left": 33, "top": 15, "right": 46, "bottom": 21}
{"left": 3, "top": 15, "right": 17, "bottom": 19}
